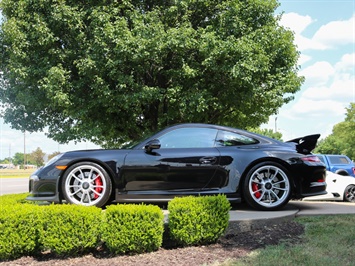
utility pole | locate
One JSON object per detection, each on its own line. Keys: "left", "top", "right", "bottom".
{"left": 9, "top": 144, "right": 11, "bottom": 167}
{"left": 23, "top": 131, "right": 26, "bottom": 170}
{"left": 23, "top": 112, "right": 27, "bottom": 170}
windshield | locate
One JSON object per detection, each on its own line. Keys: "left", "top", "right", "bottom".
{"left": 120, "top": 139, "right": 145, "bottom": 149}
{"left": 120, "top": 131, "right": 156, "bottom": 149}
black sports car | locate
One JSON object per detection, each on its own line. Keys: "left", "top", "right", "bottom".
{"left": 27, "top": 123, "right": 326, "bottom": 210}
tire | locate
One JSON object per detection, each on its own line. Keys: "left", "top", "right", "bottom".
{"left": 243, "top": 162, "right": 292, "bottom": 211}
{"left": 344, "top": 185, "right": 355, "bottom": 202}
{"left": 61, "top": 162, "right": 112, "bottom": 207}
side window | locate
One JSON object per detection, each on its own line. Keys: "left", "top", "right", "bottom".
{"left": 329, "top": 156, "right": 350, "bottom": 165}
{"left": 215, "top": 130, "right": 259, "bottom": 147}
{"left": 158, "top": 128, "right": 218, "bottom": 148}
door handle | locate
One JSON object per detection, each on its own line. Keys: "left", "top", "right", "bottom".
{"left": 199, "top": 157, "right": 217, "bottom": 164}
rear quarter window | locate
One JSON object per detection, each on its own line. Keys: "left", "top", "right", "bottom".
{"left": 329, "top": 156, "right": 350, "bottom": 165}
{"left": 215, "top": 130, "right": 259, "bottom": 147}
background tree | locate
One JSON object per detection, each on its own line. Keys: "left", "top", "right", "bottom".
{"left": 29, "top": 147, "right": 45, "bottom": 167}
{"left": 12, "top": 153, "right": 24, "bottom": 166}
{"left": 248, "top": 128, "right": 283, "bottom": 141}
{"left": 314, "top": 136, "right": 343, "bottom": 155}
{"left": 314, "top": 103, "right": 355, "bottom": 160}
{"left": 11, "top": 152, "right": 36, "bottom": 166}
{"left": 0, "top": 0, "right": 303, "bottom": 147}
{"left": 48, "top": 151, "right": 61, "bottom": 161}
{"left": 0, "top": 157, "right": 11, "bottom": 164}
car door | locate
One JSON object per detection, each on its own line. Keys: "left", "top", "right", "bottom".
{"left": 122, "top": 127, "right": 221, "bottom": 191}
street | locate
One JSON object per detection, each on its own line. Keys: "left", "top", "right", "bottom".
{"left": 0, "top": 178, "right": 28, "bottom": 196}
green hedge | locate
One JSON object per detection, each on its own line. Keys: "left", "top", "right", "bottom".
{"left": 0, "top": 193, "right": 231, "bottom": 260}
{"left": 39, "top": 205, "right": 102, "bottom": 255}
{"left": 0, "top": 204, "right": 41, "bottom": 260}
{"left": 101, "top": 204, "right": 164, "bottom": 254}
{"left": 168, "top": 195, "right": 231, "bottom": 246}
{"left": 0, "top": 193, "right": 33, "bottom": 206}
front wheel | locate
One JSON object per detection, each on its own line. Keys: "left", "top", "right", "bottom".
{"left": 61, "top": 162, "right": 112, "bottom": 207}
{"left": 243, "top": 162, "right": 292, "bottom": 211}
{"left": 344, "top": 185, "right": 355, "bottom": 202}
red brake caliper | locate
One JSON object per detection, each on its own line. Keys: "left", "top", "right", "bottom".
{"left": 252, "top": 183, "right": 261, "bottom": 198}
{"left": 94, "top": 176, "right": 103, "bottom": 199}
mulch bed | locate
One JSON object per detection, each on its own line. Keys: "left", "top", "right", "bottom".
{"left": 0, "top": 221, "right": 304, "bottom": 266}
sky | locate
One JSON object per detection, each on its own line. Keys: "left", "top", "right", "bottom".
{"left": 262, "top": 0, "right": 355, "bottom": 140}
{"left": 0, "top": 0, "right": 354, "bottom": 159}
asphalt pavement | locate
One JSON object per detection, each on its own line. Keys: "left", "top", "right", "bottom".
{"left": 0, "top": 178, "right": 28, "bottom": 196}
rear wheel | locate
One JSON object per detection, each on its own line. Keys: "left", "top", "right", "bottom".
{"left": 61, "top": 162, "right": 112, "bottom": 207}
{"left": 243, "top": 162, "right": 292, "bottom": 211}
{"left": 344, "top": 185, "right": 355, "bottom": 202}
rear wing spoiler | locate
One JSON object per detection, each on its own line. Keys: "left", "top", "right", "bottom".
{"left": 285, "top": 134, "right": 321, "bottom": 155}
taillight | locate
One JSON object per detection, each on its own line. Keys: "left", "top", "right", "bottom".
{"left": 301, "top": 155, "right": 321, "bottom": 163}
{"left": 352, "top": 167, "right": 355, "bottom": 175}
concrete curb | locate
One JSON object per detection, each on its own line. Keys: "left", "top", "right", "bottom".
{"left": 164, "top": 201, "right": 355, "bottom": 233}
{"left": 227, "top": 201, "right": 355, "bottom": 232}
{"left": 163, "top": 203, "right": 300, "bottom": 233}
{"left": 226, "top": 204, "right": 299, "bottom": 233}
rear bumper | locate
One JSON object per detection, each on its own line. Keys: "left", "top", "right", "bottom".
{"left": 299, "top": 185, "right": 327, "bottom": 198}
{"left": 299, "top": 170, "right": 327, "bottom": 197}
{"left": 290, "top": 160, "right": 327, "bottom": 198}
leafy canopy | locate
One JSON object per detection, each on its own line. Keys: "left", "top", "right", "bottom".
{"left": 315, "top": 103, "right": 355, "bottom": 160}
{"left": 0, "top": 0, "right": 303, "bottom": 147}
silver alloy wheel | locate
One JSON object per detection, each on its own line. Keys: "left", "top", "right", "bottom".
{"left": 344, "top": 185, "right": 355, "bottom": 202}
{"left": 248, "top": 165, "right": 291, "bottom": 208}
{"left": 64, "top": 164, "right": 108, "bottom": 206}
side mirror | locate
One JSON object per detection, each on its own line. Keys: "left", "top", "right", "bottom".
{"left": 144, "top": 139, "right": 161, "bottom": 153}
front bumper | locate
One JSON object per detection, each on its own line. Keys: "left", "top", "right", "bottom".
{"left": 26, "top": 173, "right": 61, "bottom": 203}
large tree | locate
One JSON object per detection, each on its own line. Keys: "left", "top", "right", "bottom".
{"left": 0, "top": 0, "right": 303, "bottom": 147}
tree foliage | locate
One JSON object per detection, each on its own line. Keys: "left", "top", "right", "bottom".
{"left": 48, "top": 151, "right": 61, "bottom": 161}
{"left": 248, "top": 128, "right": 283, "bottom": 141}
{"left": 0, "top": 0, "right": 303, "bottom": 147}
{"left": 6, "top": 147, "right": 44, "bottom": 166}
{"left": 315, "top": 103, "right": 355, "bottom": 160}
{"left": 0, "top": 157, "right": 11, "bottom": 164}
{"left": 12, "top": 153, "right": 25, "bottom": 166}
{"left": 30, "top": 147, "right": 45, "bottom": 166}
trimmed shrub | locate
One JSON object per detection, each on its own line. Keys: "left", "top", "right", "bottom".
{"left": 0, "top": 193, "right": 33, "bottom": 206}
{"left": 101, "top": 204, "right": 164, "bottom": 254}
{"left": 168, "top": 195, "right": 231, "bottom": 246}
{"left": 39, "top": 204, "right": 102, "bottom": 255}
{"left": 0, "top": 193, "right": 230, "bottom": 258}
{"left": 0, "top": 204, "right": 42, "bottom": 260}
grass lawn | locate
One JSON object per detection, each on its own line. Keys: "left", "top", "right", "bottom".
{"left": 0, "top": 169, "right": 35, "bottom": 178}
{"left": 220, "top": 214, "right": 355, "bottom": 266}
